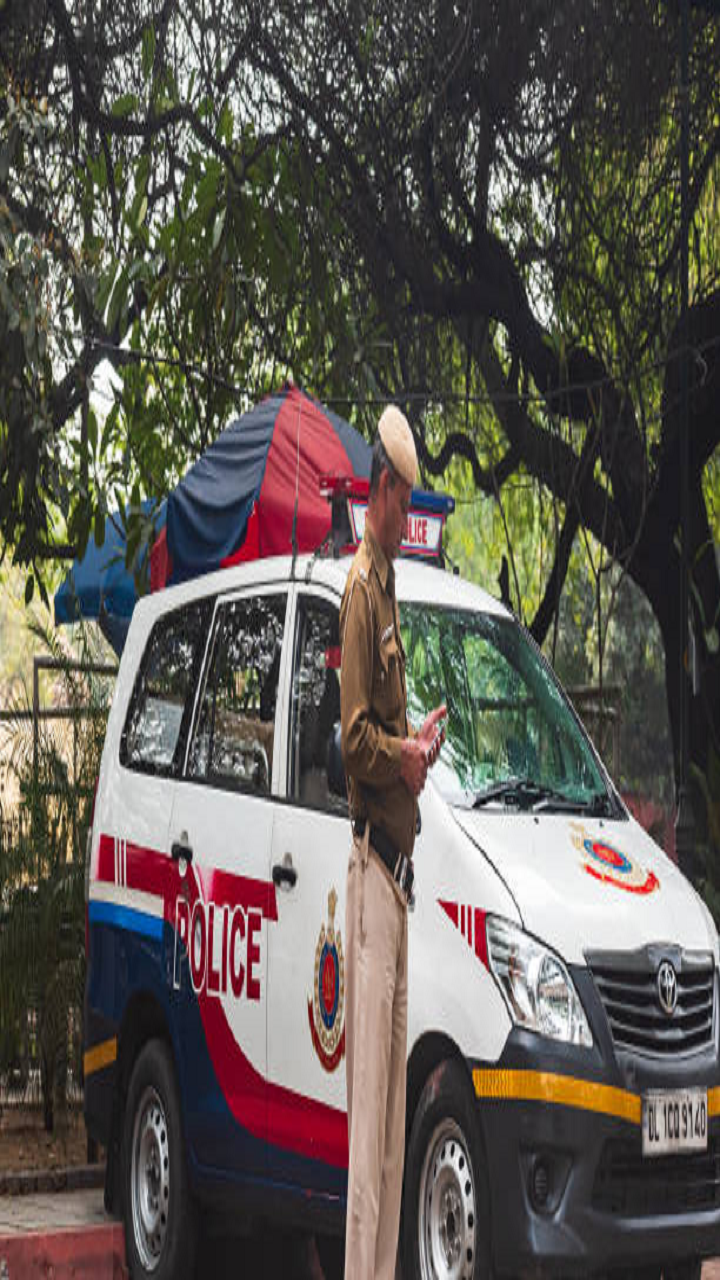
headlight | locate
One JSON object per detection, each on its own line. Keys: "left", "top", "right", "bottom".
{"left": 486, "top": 916, "right": 593, "bottom": 1048}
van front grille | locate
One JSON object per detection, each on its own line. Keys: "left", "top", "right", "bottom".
{"left": 589, "top": 956, "right": 715, "bottom": 1057}
{"left": 593, "top": 1137, "right": 720, "bottom": 1215}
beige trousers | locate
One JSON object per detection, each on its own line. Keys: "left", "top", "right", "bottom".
{"left": 344, "top": 829, "right": 408, "bottom": 1280}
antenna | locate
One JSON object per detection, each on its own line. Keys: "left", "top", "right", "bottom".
{"left": 290, "top": 394, "right": 301, "bottom": 578}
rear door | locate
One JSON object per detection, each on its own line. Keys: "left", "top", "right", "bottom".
{"left": 90, "top": 597, "right": 212, "bottom": 954}
{"left": 169, "top": 585, "right": 289, "bottom": 1181}
{"left": 266, "top": 585, "right": 350, "bottom": 1194}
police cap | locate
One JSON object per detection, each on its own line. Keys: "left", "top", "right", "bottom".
{"left": 378, "top": 406, "right": 417, "bottom": 488}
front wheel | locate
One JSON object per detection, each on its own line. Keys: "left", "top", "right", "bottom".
{"left": 122, "top": 1038, "right": 198, "bottom": 1280}
{"left": 403, "top": 1058, "right": 492, "bottom": 1280}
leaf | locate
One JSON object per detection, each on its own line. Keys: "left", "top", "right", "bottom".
{"left": 707, "top": 628, "right": 719, "bottom": 656}
{"left": 142, "top": 25, "right": 156, "bottom": 81}
{"left": 212, "top": 208, "right": 226, "bottom": 251}
{"left": 135, "top": 153, "right": 151, "bottom": 198}
{"left": 87, "top": 407, "right": 98, "bottom": 457}
{"left": 95, "top": 265, "right": 117, "bottom": 318}
{"left": 133, "top": 194, "right": 148, "bottom": 230}
{"left": 100, "top": 403, "right": 120, "bottom": 456}
{"left": 107, "top": 266, "right": 129, "bottom": 334}
{"left": 94, "top": 506, "right": 105, "bottom": 548}
{"left": 111, "top": 93, "right": 138, "bottom": 119}
{"left": 87, "top": 152, "right": 107, "bottom": 192}
{"left": 218, "top": 101, "right": 233, "bottom": 145}
{"left": 25, "top": 574, "right": 34, "bottom": 605}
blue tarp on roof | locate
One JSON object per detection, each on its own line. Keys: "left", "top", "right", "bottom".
{"left": 54, "top": 500, "right": 165, "bottom": 653}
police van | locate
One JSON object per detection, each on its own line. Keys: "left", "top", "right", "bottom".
{"left": 84, "top": 478, "right": 720, "bottom": 1280}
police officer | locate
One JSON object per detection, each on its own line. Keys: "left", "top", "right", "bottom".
{"left": 340, "top": 406, "right": 446, "bottom": 1280}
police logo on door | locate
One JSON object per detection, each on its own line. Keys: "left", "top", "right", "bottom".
{"left": 308, "top": 888, "right": 346, "bottom": 1072}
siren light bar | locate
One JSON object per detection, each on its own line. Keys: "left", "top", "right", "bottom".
{"left": 319, "top": 474, "right": 454, "bottom": 563}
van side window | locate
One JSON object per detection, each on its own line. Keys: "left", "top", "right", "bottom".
{"left": 120, "top": 599, "right": 212, "bottom": 776}
{"left": 188, "top": 594, "right": 286, "bottom": 794}
{"left": 289, "top": 597, "right": 346, "bottom": 815}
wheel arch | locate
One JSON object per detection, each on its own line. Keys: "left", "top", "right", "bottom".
{"left": 403, "top": 1037, "right": 493, "bottom": 1280}
{"left": 106, "top": 988, "right": 175, "bottom": 1214}
{"left": 116, "top": 988, "right": 174, "bottom": 1100}
{"left": 406, "top": 1030, "right": 475, "bottom": 1143}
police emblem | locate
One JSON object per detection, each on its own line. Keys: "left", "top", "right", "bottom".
{"left": 308, "top": 888, "right": 346, "bottom": 1072}
{"left": 570, "top": 822, "right": 659, "bottom": 895}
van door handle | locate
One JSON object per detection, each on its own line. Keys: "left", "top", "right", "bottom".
{"left": 171, "top": 841, "right": 193, "bottom": 864}
{"left": 272, "top": 858, "right": 297, "bottom": 890}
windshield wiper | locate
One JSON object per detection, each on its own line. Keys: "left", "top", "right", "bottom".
{"left": 473, "top": 778, "right": 548, "bottom": 809}
{"left": 576, "top": 791, "right": 616, "bottom": 817}
{"left": 473, "top": 779, "right": 615, "bottom": 814}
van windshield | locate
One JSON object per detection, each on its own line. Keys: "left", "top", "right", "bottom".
{"left": 399, "top": 604, "right": 613, "bottom": 813}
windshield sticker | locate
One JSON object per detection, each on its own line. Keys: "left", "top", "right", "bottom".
{"left": 570, "top": 823, "right": 659, "bottom": 895}
{"left": 308, "top": 888, "right": 346, "bottom": 1072}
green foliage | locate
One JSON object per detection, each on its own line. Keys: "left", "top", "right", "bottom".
{"left": 445, "top": 457, "right": 675, "bottom": 804}
{"left": 0, "top": 618, "right": 111, "bottom": 1128}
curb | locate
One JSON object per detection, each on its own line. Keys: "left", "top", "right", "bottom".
{"left": 0, "top": 1221, "right": 126, "bottom": 1280}
{"left": 0, "top": 1164, "right": 105, "bottom": 1197}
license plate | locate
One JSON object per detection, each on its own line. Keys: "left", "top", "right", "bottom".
{"left": 642, "top": 1089, "right": 708, "bottom": 1157}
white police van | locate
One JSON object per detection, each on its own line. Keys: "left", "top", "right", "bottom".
{"left": 84, "top": 481, "right": 720, "bottom": 1280}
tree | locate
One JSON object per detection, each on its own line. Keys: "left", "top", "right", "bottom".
{"left": 1, "top": 0, "right": 719, "bottom": 875}
{"left": 240, "top": 0, "right": 720, "bottom": 828}
{"left": 0, "top": 0, "right": 367, "bottom": 593}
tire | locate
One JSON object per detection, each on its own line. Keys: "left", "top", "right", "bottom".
{"left": 122, "top": 1038, "right": 198, "bottom": 1280}
{"left": 403, "top": 1058, "right": 492, "bottom": 1280}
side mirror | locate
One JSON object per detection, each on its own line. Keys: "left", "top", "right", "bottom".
{"left": 327, "top": 721, "right": 347, "bottom": 800}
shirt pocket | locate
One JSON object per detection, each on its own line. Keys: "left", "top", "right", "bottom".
{"left": 375, "top": 633, "right": 403, "bottom": 722}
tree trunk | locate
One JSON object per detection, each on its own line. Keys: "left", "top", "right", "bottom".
{"left": 40, "top": 1047, "right": 53, "bottom": 1133}
{"left": 633, "top": 530, "right": 720, "bottom": 882}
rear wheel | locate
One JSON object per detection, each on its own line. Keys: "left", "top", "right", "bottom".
{"left": 122, "top": 1038, "right": 198, "bottom": 1280}
{"left": 403, "top": 1058, "right": 492, "bottom": 1280}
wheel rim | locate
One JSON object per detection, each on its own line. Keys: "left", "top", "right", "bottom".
{"left": 130, "top": 1085, "right": 170, "bottom": 1272}
{"left": 418, "top": 1119, "right": 477, "bottom": 1280}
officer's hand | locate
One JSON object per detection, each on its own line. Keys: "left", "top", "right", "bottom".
{"left": 400, "top": 738, "right": 429, "bottom": 797}
{"left": 418, "top": 704, "right": 447, "bottom": 768}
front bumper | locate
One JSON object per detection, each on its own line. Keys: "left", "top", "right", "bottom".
{"left": 472, "top": 967, "right": 720, "bottom": 1278}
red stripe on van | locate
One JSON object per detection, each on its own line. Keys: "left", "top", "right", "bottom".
{"left": 95, "top": 834, "right": 278, "bottom": 921}
{"left": 199, "top": 983, "right": 348, "bottom": 1167}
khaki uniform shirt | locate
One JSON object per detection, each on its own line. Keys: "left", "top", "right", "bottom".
{"left": 340, "top": 526, "right": 417, "bottom": 860}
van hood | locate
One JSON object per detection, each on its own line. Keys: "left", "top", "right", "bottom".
{"left": 451, "top": 807, "right": 718, "bottom": 967}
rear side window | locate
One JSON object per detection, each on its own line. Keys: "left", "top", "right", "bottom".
{"left": 188, "top": 594, "right": 286, "bottom": 794}
{"left": 120, "top": 599, "right": 212, "bottom": 776}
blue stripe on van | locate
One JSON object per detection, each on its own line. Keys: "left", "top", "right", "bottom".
{"left": 89, "top": 899, "right": 164, "bottom": 940}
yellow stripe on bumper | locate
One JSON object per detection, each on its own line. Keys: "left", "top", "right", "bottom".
{"left": 84, "top": 1036, "right": 118, "bottom": 1079}
{"left": 708, "top": 1087, "right": 720, "bottom": 1118}
{"left": 473, "top": 1068, "right": 642, "bottom": 1125}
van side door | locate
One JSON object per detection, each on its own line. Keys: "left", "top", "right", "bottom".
{"left": 266, "top": 586, "right": 349, "bottom": 1197}
{"left": 87, "top": 598, "right": 212, "bottom": 1095}
{"left": 168, "top": 586, "right": 288, "bottom": 1182}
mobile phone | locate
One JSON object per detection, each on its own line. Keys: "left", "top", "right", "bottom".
{"left": 425, "top": 722, "right": 446, "bottom": 762}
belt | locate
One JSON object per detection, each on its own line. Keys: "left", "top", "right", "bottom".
{"left": 352, "top": 817, "right": 414, "bottom": 904}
